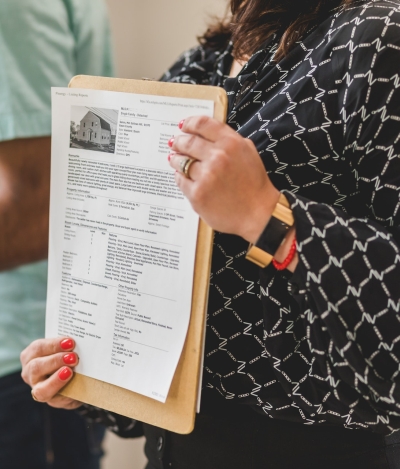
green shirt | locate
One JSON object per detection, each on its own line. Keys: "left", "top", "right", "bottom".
{"left": 0, "top": 0, "right": 114, "bottom": 377}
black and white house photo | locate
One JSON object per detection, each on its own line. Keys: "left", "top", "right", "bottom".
{"left": 70, "top": 106, "right": 118, "bottom": 154}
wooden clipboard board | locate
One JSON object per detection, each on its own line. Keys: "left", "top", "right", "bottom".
{"left": 60, "top": 75, "right": 228, "bottom": 434}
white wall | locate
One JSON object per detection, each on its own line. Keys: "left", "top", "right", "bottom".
{"left": 106, "top": 0, "right": 227, "bottom": 79}
{"left": 101, "top": 1, "right": 227, "bottom": 468}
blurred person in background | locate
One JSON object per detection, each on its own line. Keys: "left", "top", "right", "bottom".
{"left": 0, "top": 1, "right": 114, "bottom": 468}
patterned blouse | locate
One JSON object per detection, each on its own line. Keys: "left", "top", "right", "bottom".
{"left": 81, "top": 0, "right": 400, "bottom": 435}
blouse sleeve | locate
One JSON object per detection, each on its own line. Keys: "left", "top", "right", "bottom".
{"left": 277, "top": 21, "right": 400, "bottom": 419}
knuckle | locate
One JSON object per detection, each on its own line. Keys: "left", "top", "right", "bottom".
{"left": 20, "top": 349, "right": 26, "bottom": 365}
{"left": 186, "top": 134, "right": 197, "bottom": 151}
{"left": 212, "top": 150, "right": 229, "bottom": 171}
{"left": 29, "top": 359, "right": 42, "bottom": 378}
{"left": 32, "top": 386, "right": 46, "bottom": 403}
{"left": 227, "top": 134, "right": 243, "bottom": 150}
{"left": 191, "top": 185, "right": 205, "bottom": 206}
{"left": 31, "top": 340, "right": 44, "bottom": 358}
{"left": 21, "top": 368, "right": 29, "bottom": 384}
{"left": 230, "top": 137, "right": 242, "bottom": 154}
{"left": 196, "top": 115, "right": 210, "bottom": 129}
{"left": 203, "top": 167, "right": 216, "bottom": 185}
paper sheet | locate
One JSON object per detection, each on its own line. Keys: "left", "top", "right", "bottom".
{"left": 47, "top": 88, "right": 214, "bottom": 402}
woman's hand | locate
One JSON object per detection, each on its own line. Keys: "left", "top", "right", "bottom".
{"left": 168, "top": 116, "right": 281, "bottom": 244}
{"left": 20, "top": 337, "right": 82, "bottom": 410}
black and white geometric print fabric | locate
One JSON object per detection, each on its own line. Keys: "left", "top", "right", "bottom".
{"left": 164, "top": 0, "right": 400, "bottom": 435}
{"left": 82, "top": 0, "right": 400, "bottom": 436}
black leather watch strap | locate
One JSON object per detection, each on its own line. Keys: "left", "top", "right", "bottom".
{"left": 246, "top": 194, "right": 294, "bottom": 268}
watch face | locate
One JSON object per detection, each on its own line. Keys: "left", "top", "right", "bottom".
{"left": 256, "top": 216, "right": 291, "bottom": 257}
{"left": 246, "top": 195, "right": 294, "bottom": 268}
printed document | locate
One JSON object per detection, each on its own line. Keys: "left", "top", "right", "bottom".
{"left": 47, "top": 88, "right": 214, "bottom": 402}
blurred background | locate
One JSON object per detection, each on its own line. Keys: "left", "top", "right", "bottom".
{"left": 107, "top": 0, "right": 226, "bottom": 79}
{"left": 101, "top": 1, "right": 225, "bottom": 467}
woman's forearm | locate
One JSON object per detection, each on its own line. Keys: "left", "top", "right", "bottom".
{"left": 0, "top": 137, "right": 51, "bottom": 271}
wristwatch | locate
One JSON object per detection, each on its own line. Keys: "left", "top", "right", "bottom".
{"left": 245, "top": 193, "right": 294, "bottom": 268}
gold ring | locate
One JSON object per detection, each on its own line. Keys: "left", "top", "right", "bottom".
{"left": 179, "top": 157, "right": 196, "bottom": 179}
{"left": 31, "top": 389, "right": 40, "bottom": 402}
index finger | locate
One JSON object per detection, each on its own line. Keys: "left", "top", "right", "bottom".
{"left": 180, "top": 116, "right": 235, "bottom": 143}
{"left": 20, "top": 337, "right": 75, "bottom": 366}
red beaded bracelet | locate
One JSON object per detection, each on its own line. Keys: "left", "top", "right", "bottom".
{"left": 272, "top": 236, "right": 297, "bottom": 271}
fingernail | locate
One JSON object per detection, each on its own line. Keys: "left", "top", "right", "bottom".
{"left": 168, "top": 137, "right": 174, "bottom": 148}
{"left": 58, "top": 367, "right": 72, "bottom": 381}
{"left": 178, "top": 120, "right": 185, "bottom": 129}
{"left": 63, "top": 353, "right": 77, "bottom": 365}
{"left": 60, "top": 338, "right": 74, "bottom": 350}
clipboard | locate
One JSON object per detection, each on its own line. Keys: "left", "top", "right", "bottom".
{"left": 59, "top": 75, "right": 228, "bottom": 434}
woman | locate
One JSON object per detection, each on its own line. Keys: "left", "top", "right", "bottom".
{"left": 20, "top": 0, "right": 400, "bottom": 467}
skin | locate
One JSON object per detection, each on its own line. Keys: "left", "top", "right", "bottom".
{"left": 0, "top": 137, "right": 77, "bottom": 404}
{"left": 168, "top": 58, "right": 298, "bottom": 269}
{"left": 168, "top": 115, "right": 298, "bottom": 269}
{"left": 20, "top": 337, "right": 81, "bottom": 409}
{"left": 20, "top": 59, "right": 298, "bottom": 406}
{"left": 0, "top": 137, "right": 51, "bottom": 271}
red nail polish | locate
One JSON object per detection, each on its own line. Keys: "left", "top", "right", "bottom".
{"left": 60, "top": 338, "right": 74, "bottom": 350}
{"left": 63, "top": 353, "right": 77, "bottom": 365}
{"left": 168, "top": 137, "right": 174, "bottom": 148}
{"left": 58, "top": 367, "right": 72, "bottom": 381}
{"left": 178, "top": 120, "right": 185, "bottom": 129}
